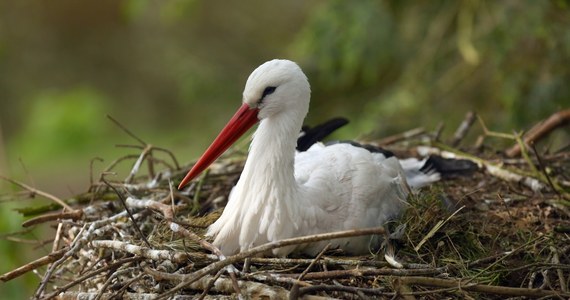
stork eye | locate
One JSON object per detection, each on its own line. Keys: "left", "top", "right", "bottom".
{"left": 261, "top": 86, "right": 277, "bottom": 99}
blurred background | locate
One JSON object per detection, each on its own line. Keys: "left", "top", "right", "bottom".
{"left": 1, "top": 0, "right": 569, "bottom": 297}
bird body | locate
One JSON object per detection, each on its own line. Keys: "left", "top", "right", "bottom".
{"left": 208, "top": 138, "right": 410, "bottom": 256}
{"left": 178, "top": 59, "right": 436, "bottom": 256}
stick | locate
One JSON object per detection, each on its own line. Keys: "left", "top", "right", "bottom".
{"left": 21, "top": 210, "right": 83, "bottom": 228}
{"left": 0, "top": 248, "right": 66, "bottom": 282}
{"left": 39, "top": 257, "right": 143, "bottom": 300}
{"left": 249, "top": 257, "right": 392, "bottom": 268}
{"left": 107, "top": 114, "right": 146, "bottom": 146}
{"left": 117, "top": 144, "right": 180, "bottom": 170}
{"left": 418, "top": 145, "right": 546, "bottom": 192}
{"left": 126, "top": 194, "right": 243, "bottom": 295}
{"left": 506, "top": 109, "right": 570, "bottom": 157}
{"left": 290, "top": 244, "right": 330, "bottom": 299}
{"left": 279, "top": 267, "right": 442, "bottom": 280}
{"left": 450, "top": 111, "right": 476, "bottom": 147}
{"left": 376, "top": 127, "right": 425, "bottom": 146}
{"left": 399, "top": 276, "right": 570, "bottom": 298}
{"left": 125, "top": 144, "right": 153, "bottom": 183}
{"left": 0, "top": 175, "right": 73, "bottom": 211}
{"left": 145, "top": 269, "right": 296, "bottom": 299}
{"left": 102, "top": 178, "right": 152, "bottom": 248}
{"left": 197, "top": 269, "right": 225, "bottom": 300}
{"left": 91, "top": 240, "right": 211, "bottom": 263}
{"left": 298, "top": 284, "right": 392, "bottom": 298}
{"left": 157, "top": 227, "right": 386, "bottom": 299}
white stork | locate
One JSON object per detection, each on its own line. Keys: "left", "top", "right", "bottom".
{"left": 178, "top": 59, "right": 438, "bottom": 256}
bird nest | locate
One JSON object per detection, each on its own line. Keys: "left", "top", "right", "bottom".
{"left": 2, "top": 112, "right": 570, "bottom": 299}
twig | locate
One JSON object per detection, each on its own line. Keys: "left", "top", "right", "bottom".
{"left": 145, "top": 268, "right": 293, "bottom": 299}
{"left": 114, "top": 273, "right": 146, "bottom": 298}
{"left": 399, "top": 276, "right": 570, "bottom": 298}
{"left": 125, "top": 144, "right": 153, "bottom": 183}
{"left": 550, "top": 246, "right": 568, "bottom": 293}
{"left": 34, "top": 226, "right": 83, "bottom": 297}
{"left": 153, "top": 146, "right": 181, "bottom": 170}
{"left": 246, "top": 273, "right": 313, "bottom": 289}
{"left": 417, "top": 145, "right": 546, "bottom": 191}
{"left": 415, "top": 206, "right": 464, "bottom": 252}
{"left": 117, "top": 144, "right": 180, "bottom": 170}
{"left": 514, "top": 131, "right": 542, "bottom": 177}
{"left": 490, "top": 262, "right": 570, "bottom": 274}
{"left": 39, "top": 257, "right": 143, "bottom": 300}
{"left": 126, "top": 196, "right": 174, "bottom": 219}
{"left": 249, "top": 257, "right": 392, "bottom": 268}
{"left": 191, "top": 170, "right": 210, "bottom": 213}
{"left": 298, "top": 244, "right": 330, "bottom": 281}
{"left": 34, "top": 209, "right": 141, "bottom": 298}
{"left": 91, "top": 240, "right": 211, "bottom": 263}
{"left": 158, "top": 227, "right": 386, "bottom": 299}
{"left": 197, "top": 269, "right": 225, "bottom": 300}
{"left": 450, "top": 111, "right": 476, "bottom": 147}
{"left": 52, "top": 292, "right": 215, "bottom": 299}
{"left": 126, "top": 193, "right": 242, "bottom": 295}
{"left": 0, "top": 175, "right": 73, "bottom": 211}
{"left": 108, "top": 115, "right": 180, "bottom": 181}
{"left": 0, "top": 248, "right": 67, "bottom": 282}
{"left": 21, "top": 210, "right": 83, "bottom": 228}
{"left": 476, "top": 115, "right": 515, "bottom": 140}
{"left": 102, "top": 178, "right": 151, "bottom": 248}
{"left": 376, "top": 127, "right": 425, "bottom": 146}
{"left": 464, "top": 235, "right": 547, "bottom": 288}
{"left": 93, "top": 267, "right": 136, "bottom": 300}
{"left": 279, "top": 267, "right": 442, "bottom": 280}
{"left": 107, "top": 114, "right": 146, "bottom": 146}
{"left": 506, "top": 109, "right": 570, "bottom": 157}
{"left": 169, "top": 219, "right": 243, "bottom": 296}
{"left": 530, "top": 144, "right": 563, "bottom": 196}
{"left": 51, "top": 222, "right": 64, "bottom": 252}
{"left": 298, "top": 284, "right": 391, "bottom": 298}
{"left": 290, "top": 244, "right": 331, "bottom": 299}
{"left": 102, "top": 154, "right": 144, "bottom": 174}
{"left": 433, "top": 122, "right": 445, "bottom": 142}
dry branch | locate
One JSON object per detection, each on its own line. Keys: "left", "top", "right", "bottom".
{"left": 39, "top": 257, "right": 143, "bottom": 300}
{"left": 399, "top": 276, "right": 570, "bottom": 298}
{"left": 450, "top": 111, "right": 476, "bottom": 147}
{"left": 145, "top": 269, "right": 299, "bottom": 300}
{"left": 91, "top": 240, "right": 209, "bottom": 264}
{"left": 0, "top": 248, "right": 66, "bottom": 282}
{"left": 418, "top": 145, "right": 547, "bottom": 191}
{"left": 278, "top": 267, "right": 444, "bottom": 280}
{"left": 0, "top": 175, "right": 74, "bottom": 211}
{"left": 376, "top": 127, "right": 425, "bottom": 145}
{"left": 506, "top": 109, "right": 570, "bottom": 157}
{"left": 158, "top": 227, "right": 386, "bottom": 299}
{"left": 21, "top": 210, "right": 83, "bottom": 228}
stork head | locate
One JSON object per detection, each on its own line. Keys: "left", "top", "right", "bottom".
{"left": 242, "top": 59, "right": 311, "bottom": 120}
{"left": 178, "top": 59, "right": 311, "bottom": 189}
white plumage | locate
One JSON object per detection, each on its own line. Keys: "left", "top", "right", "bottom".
{"left": 178, "top": 59, "right": 438, "bottom": 257}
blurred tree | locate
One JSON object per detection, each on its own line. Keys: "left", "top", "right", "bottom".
{"left": 293, "top": 0, "right": 394, "bottom": 90}
{"left": 10, "top": 87, "right": 108, "bottom": 165}
{"left": 293, "top": 0, "right": 570, "bottom": 140}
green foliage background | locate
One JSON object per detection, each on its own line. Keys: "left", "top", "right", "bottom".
{"left": 0, "top": 0, "right": 568, "bottom": 298}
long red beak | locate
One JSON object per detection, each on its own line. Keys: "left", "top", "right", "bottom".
{"left": 178, "top": 103, "right": 259, "bottom": 189}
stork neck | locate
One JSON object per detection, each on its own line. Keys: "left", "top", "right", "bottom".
{"left": 241, "top": 114, "right": 303, "bottom": 199}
